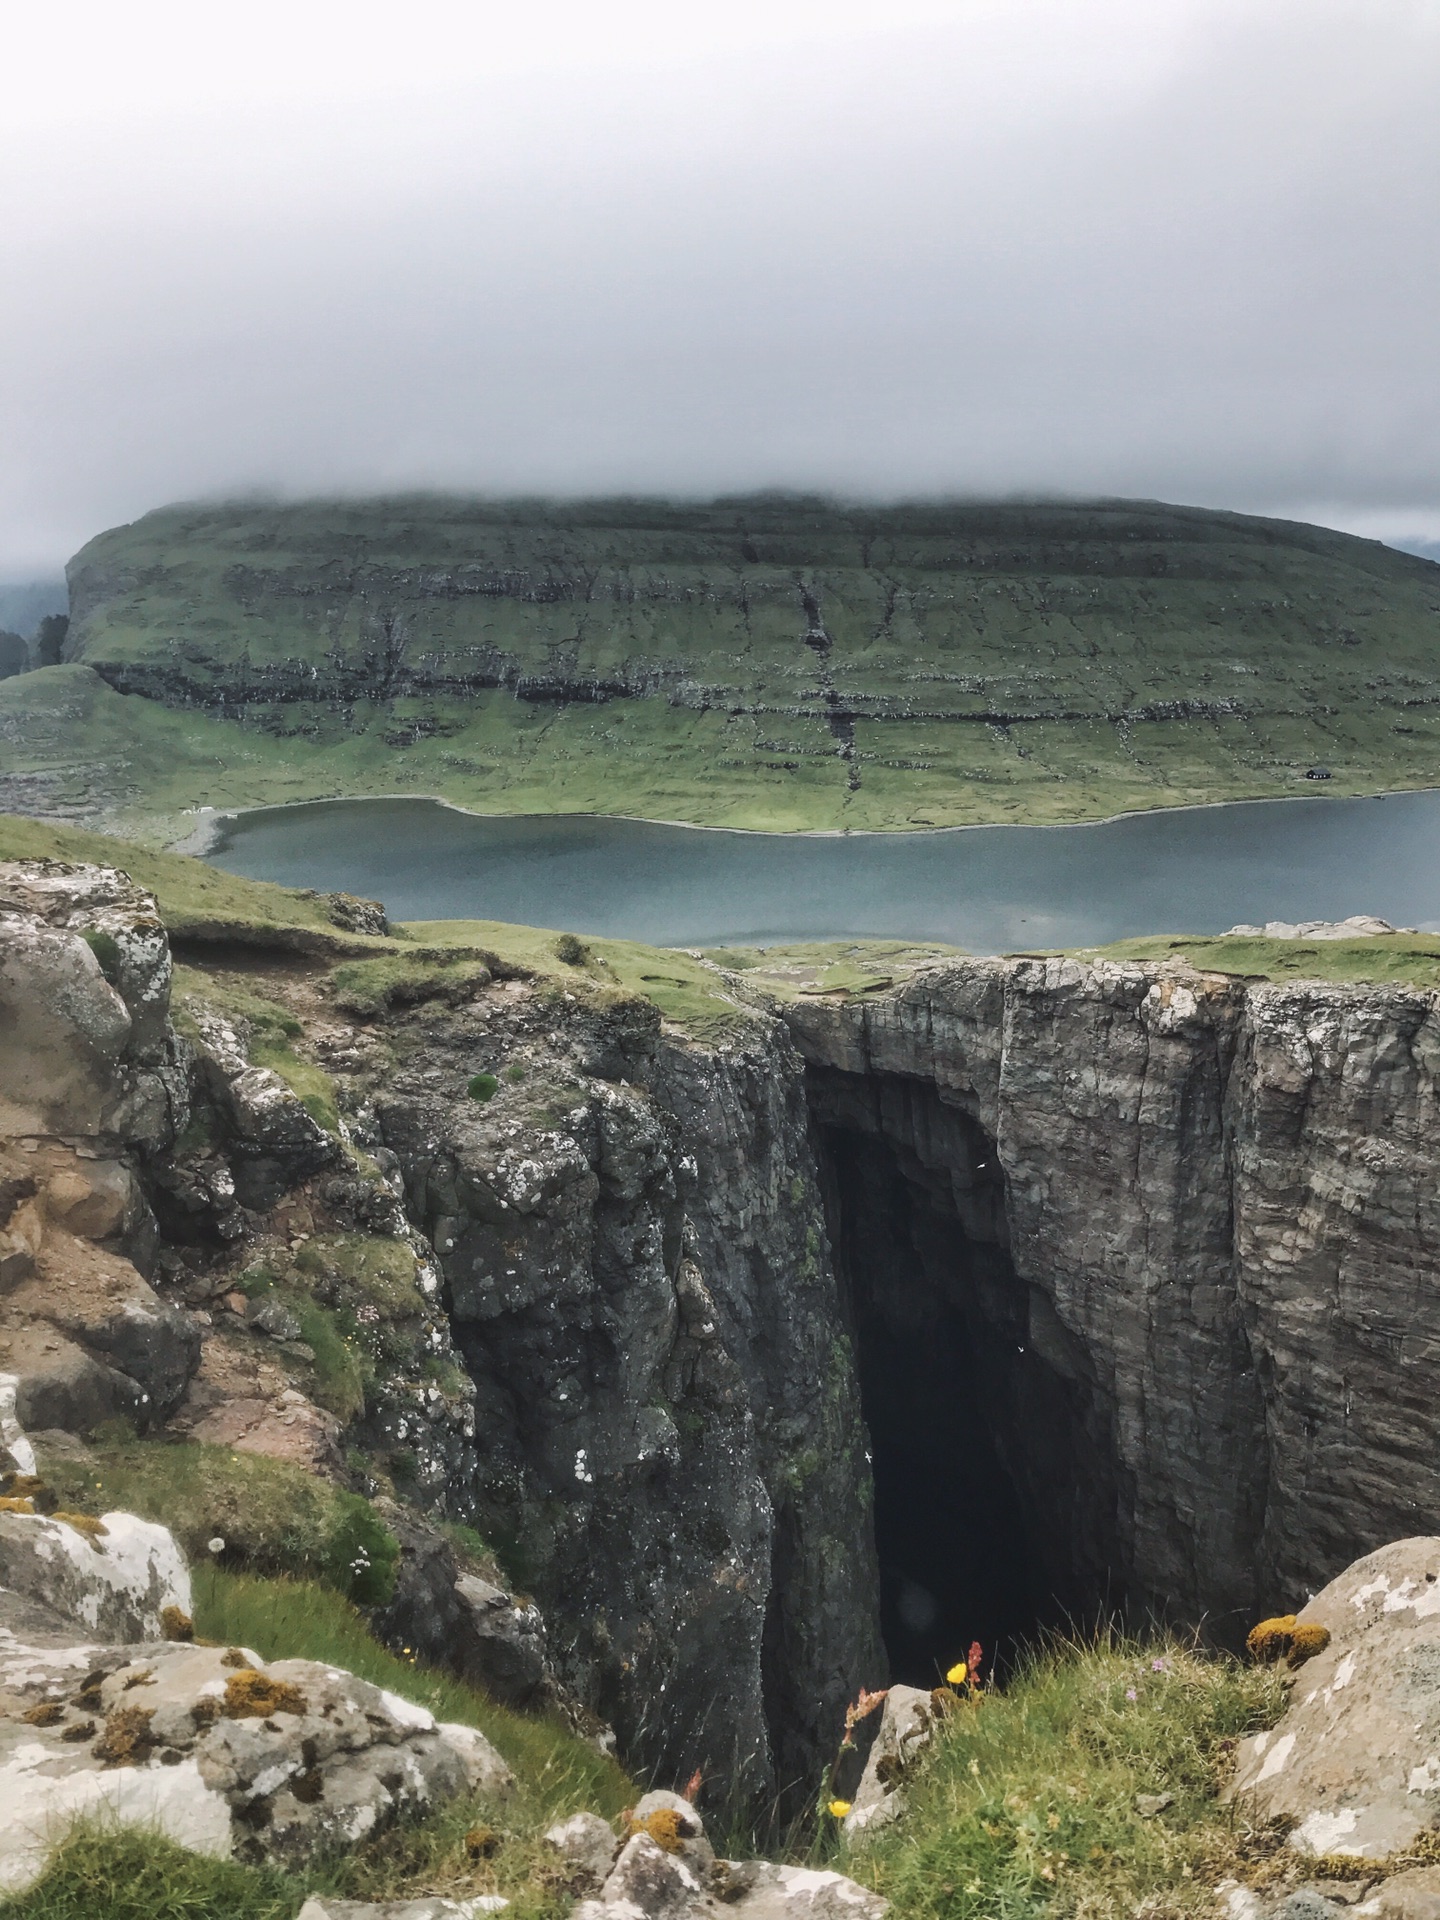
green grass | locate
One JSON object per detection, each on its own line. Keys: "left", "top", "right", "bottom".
{"left": 845, "top": 1636, "right": 1285, "bottom": 1920}
{"left": 35, "top": 1436, "right": 392, "bottom": 1600}
{"left": 400, "top": 918, "right": 750, "bottom": 1040}
{"left": 0, "top": 1567, "right": 633, "bottom": 1920}
{"left": 1074, "top": 929, "right": 1440, "bottom": 992}
{"left": 10, "top": 494, "right": 1440, "bottom": 838}
{"left": 0, "top": 1829, "right": 303, "bottom": 1920}
{"left": 705, "top": 938, "right": 964, "bottom": 999}
{"left": 0, "top": 803, "right": 392, "bottom": 949}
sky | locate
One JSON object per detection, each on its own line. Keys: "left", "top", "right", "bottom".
{"left": 2, "top": 0, "right": 1439, "bottom": 574}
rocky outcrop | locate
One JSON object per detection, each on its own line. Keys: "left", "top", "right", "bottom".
{"left": 1231, "top": 1537, "right": 1440, "bottom": 1857}
{"left": 570, "top": 1790, "right": 888, "bottom": 1920}
{"left": 0, "top": 1578, "right": 511, "bottom": 1894}
{"left": 0, "top": 1505, "right": 189, "bottom": 1642}
{"left": 368, "top": 981, "right": 883, "bottom": 1800}
{"left": 784, "top": 957, "right": 1440, "bottom": 1641}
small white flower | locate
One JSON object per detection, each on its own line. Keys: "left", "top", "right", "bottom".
{"left": 207, "top": 1537, "right": 226, "bottom": 1555}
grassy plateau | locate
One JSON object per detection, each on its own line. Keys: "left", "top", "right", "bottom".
{"left": 2, "top": 493, "right": 1438, "bottom": 841}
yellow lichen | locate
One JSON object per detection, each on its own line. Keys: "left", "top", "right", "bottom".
{"left": 52, "top": 1511, "right": 109, "bottom": 1543}
{"left": 0, "top": 1496, "right": 35, "bottom": 1515}
{"left": 1286, "top": 1623, "right": 1332, "bottom": 1667}
{"left": 160, "top": 1606, "right": 195, "bottom": 1643}
{"left": 1246, "top": 1614, "right": 1299, "bottom": 1663}
{"left": 222, "top": 1670, "right": 308, "bottom": 1719}
{"left": 465, "top": 1825, "right": 500, "bottom": 1859}
{"left": 22, "top": 1702, "right": 65, "bottom": 1727}
{"left": 93, "top": 1706, "right": 155, "bottom": 1765}
{"left": 625, "top": 1809, "right": 687, "bottom": 1853}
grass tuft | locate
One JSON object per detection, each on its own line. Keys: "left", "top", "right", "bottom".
{"left": 846, "top": 1633, "right": 1285, "bottom": 1920}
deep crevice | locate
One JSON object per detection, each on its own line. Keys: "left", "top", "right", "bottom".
{"left": 810, "top": 1067, "right": 1126, "bottom": 1684}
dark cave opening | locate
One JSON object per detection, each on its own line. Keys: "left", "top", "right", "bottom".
{"left": 813, "top": 1071, "right": 1115, "bottom": 1687}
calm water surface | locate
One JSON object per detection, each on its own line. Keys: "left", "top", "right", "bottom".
{"left": 205, "top": 792, "right": 1440, "bottom": 951}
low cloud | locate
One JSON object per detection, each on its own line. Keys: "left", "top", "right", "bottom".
{"left": 2, "top": 0, "right": 1437, "bottom": 570}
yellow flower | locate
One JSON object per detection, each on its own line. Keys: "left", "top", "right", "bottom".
{"left": 828, "top": 1800, "right": 852, "bottom": 1819}
{"left": 946, "top": 1663, "right": 968, "bottom": 1685}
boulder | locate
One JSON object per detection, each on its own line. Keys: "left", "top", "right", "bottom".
{"left": 372, "top": 1507, "right": 554, "bottom": 1711}
{"left": 0, "top": 1507, "right": 190, "bottom": 1642}
{"left": 0, "top": 1634, "right": 513, "bottom": 1894}
{"left": 0, "top": 861, "right": 180, "bottom": 1148}
{"left": 0, "top": 1370, "right": 37, "bottom": 1473}
{"left": 572, "top": 1790, "right": 887, "bottom": 1920}
{"left": 842, "top": 1685, "right": 937, "bottom": 1838}
{"left": 542, "top": 1810, "right": 618, "bottom": 1882}
{"left": 1231, "top": 1537, "right": 1440, "bottom": 1856}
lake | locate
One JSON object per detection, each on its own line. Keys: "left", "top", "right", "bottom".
{"left": 204, "top": 791, "right": 1440, "bottom": 951}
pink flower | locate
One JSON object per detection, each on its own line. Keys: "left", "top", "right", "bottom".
{"left": 1125, "top": 1687, "right": 1138, "bottom": 1701}
{"left": 1151, "top": 1658, "right": 1170, "bottom": 1672}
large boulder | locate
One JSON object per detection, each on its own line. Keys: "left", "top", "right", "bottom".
{"left": 1231, "top": 1537, "right": 1440, "bottom": 1856}
{"left": 0, "top": 860, "right": 179, "bottom": 1147}
{"left": 0, "top": 1633, "right": 513, "bottom": 1894}
{"left": 0, "top": 1507, "right": 190, "bottom": 1642}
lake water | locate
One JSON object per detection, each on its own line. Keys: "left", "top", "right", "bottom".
{"left": 204, "top": 791, "right": 1440, "bottom": 951}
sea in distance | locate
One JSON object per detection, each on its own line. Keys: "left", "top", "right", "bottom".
{"left": 203, "top": 790, "right": 1440, "bottom": 952}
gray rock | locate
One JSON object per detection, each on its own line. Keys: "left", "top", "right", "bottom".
{"left": 249, "top": 1296, "right": 304, "bottom": 1342}
{"left": 297, "top": 1901, "right": 507, "bottom": 1919}
{"left": 785, "top": 956, "right": 1440, "bottom": 1634}
{"left": 1231, "top": 1537, "right": 1440, "bottom": 1856}
{"left": 0, "top": 1506, "right": 190, "bottom": 1642}
{"left": 542, "top": 1810, "right": 618, "bottom": 1882}
{"left": 1134, "top": 1792, "right": 1174, "bottom": 1818}
{"left": 0, "top": 1634, "right": 511, "bottom": 1895}
{"left": 1357, "top": 1869, "right": 1440, "bottom": 1920}
{"left": 843, "top": 1686, "right": 935, "bottom": 1838}
{"left": 1273, "top": 1895, "right": 1345, "bottom": 1920}
{"left": 599, "top": 1832, "right": 711, "bottom": 1919}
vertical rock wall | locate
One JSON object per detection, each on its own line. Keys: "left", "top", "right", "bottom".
{"left": 373, "top": 986, "right": 883, "bottom": 1800}
{"left": 786, "top": 958, "right": 1440, "bottom": 1634}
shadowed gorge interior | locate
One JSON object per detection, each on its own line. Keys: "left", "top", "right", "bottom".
{"left": 810, "top": 1069, "right": 1124, "bottom": 1684}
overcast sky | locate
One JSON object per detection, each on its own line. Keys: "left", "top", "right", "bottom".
{"left": 2, "top": 0, "right": 1438, "bottom": 574}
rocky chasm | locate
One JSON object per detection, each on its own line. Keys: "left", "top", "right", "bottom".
{"left": 5, "top": 862, "right": 1440, "bottom": 1807}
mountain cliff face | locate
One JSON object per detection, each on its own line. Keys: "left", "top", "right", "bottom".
{"left": 786, "top": 957, "right": 1440, "bottom": 1649}
{"left": 22, "top": 492, "right": 1440, "bottom": 835}
{"left": 7, "top": 852, "right": 1440, "bottom": 1802}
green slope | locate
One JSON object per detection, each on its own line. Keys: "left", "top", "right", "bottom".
{"left": 11, "top": 492, "right": 1440, "bottom": 837}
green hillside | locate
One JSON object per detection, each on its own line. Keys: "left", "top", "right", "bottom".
{"left": 7, "top": 492, "right": 1440, "bottom": 839}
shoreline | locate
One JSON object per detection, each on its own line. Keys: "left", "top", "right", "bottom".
{"left": 168, "top": 780, "right": 1436, "bottom": 858}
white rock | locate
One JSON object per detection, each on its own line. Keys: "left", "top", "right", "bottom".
{"left": 1231, "top": 1537, "right": 1440, "bottom": 1856}
{"left": 543, "top": 1809, "right": 618, "bottom": 1880}
{"left": 843, "top": 1685, "right": 936, "bottom": 1838}
{"left": 0, "top": 1372, "right": 37, "bottom": 1475}
{"left": 0, "top": 1507, "right": 190, "bottom": 1642}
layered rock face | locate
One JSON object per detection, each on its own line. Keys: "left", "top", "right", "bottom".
{"left": 370, "top": 984, "right": 883, "bottom": 1799}
{"left": 786, "top": 957, "right": 1440, "bottom": 1642}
